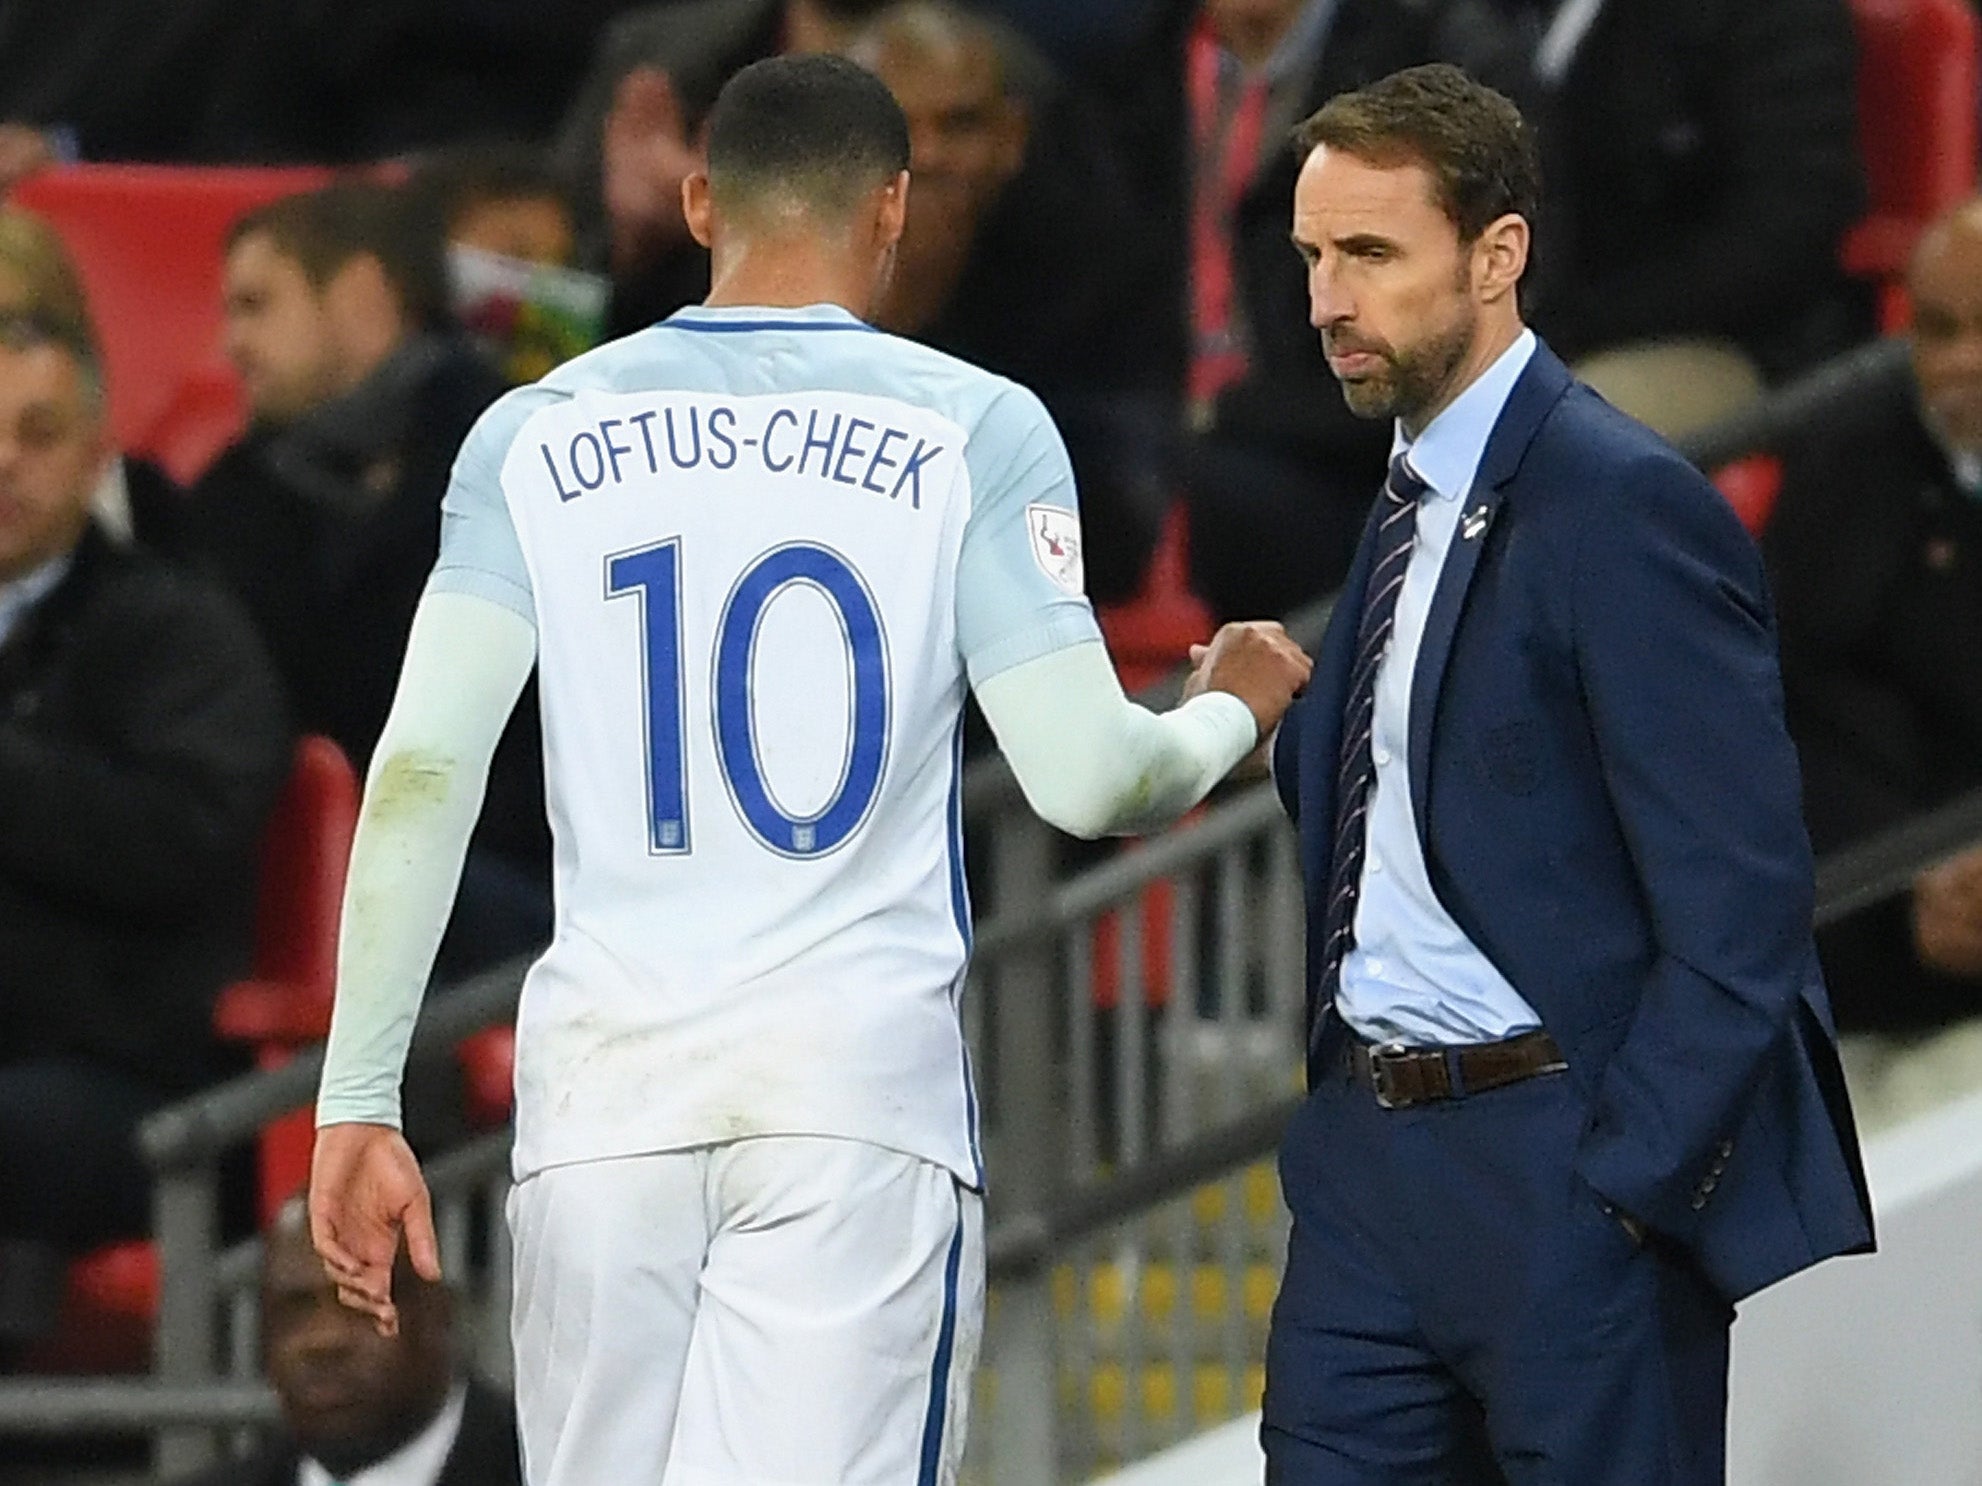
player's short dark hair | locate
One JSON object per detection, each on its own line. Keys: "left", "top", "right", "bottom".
{"left": 1295, "top": 64, "right": 1541, "bottom": 248}
{"left": 229, "top": 181, "right": 448, "bottom": 329}
{"left": 704, "top": 54, "right": 911, "bottom": 221}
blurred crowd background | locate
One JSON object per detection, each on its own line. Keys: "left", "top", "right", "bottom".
{"left": 6, "top": 0, "right": 1982, "bottom": 1477}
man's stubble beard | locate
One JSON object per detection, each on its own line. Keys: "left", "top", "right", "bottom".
{"left": 1336, "top": 304, "right": 1479, "bottom": 427}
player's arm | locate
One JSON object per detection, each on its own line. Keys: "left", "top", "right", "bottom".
{"left": 976, "top": 627, "right": 1307, "bottom": 839}
{"left": 958, "top": 385, "right": 1309, "bottom": 839}
{"left": 311, "top": 389, "right": 548, "bottom": 1334}
{"left": 311, "top": 590, "right": 535, "bottom": 1330}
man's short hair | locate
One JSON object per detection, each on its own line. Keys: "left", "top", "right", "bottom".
{"left": 0, "top": 208, "right": 96, "bottom": 342}
{"left": 704, "top": 54, "right": 911, "bottom": 221}
{"left": 408, "top": 144, "right": 577, "bottom": 240}
{"left": 1296, "top": 64, "right": 1542, "bottom": 248}
{"left": 0, "top": 310, "right": 106, "bottom": 415}
{"left": 229, "top": 181, "right": 447, "bottom": 329}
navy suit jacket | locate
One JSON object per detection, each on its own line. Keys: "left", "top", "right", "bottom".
{"left": 1274, "top": 341, "right": 1872, "bottom": 1301}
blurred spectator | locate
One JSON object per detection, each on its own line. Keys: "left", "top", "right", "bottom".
{"left": 556, "top": 0, "right": 894, "bottom": 332}
{"left": 0, "top": 207, "right": 187, "bottom": 548}
{"left": 409, "top": 145, "right": 581, "bottom": 269}
{"left": 1433, "top": 0, "right": 1869, "bottom": 436}
{"left": 1168, "top": 0, "right": 1437, "bottom": 620}
{"left": 1765, "top": 198, "right": 1982, "bottom": 1129}
{"left": 184, "top": 182, "right": 549, "bottom": 971}
{"left": 0, "top": 210, "right": 89, "bottom": 327}
{"left": 852, "top": 1, "right": 1167, "bottom": 600}
{"left": 0, "top": 312, "right": 287, "bottom": 1353}
{"left": 408, "top": 147, "right": 608, "bottom": 388}
{"left": 0, "top": 124, "right": 57, "bottom": 194}
{"left": 173, "top": 1199, "right": 521, "bottom": 1486}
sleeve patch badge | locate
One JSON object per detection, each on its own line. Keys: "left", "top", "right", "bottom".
{"left": 1026, "top": 504, "right": 1086, "bottom": 596}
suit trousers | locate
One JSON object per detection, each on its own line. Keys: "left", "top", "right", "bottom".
{"left": 1263, "top": 1032, "right": 1733, "bottom": 1485}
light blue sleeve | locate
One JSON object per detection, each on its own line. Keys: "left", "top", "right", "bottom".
{"left": 955, "top": 383, "right": 1105, "bottom": 687}
{"left": 426, "top": 385, "right": 564, "bottom": 623}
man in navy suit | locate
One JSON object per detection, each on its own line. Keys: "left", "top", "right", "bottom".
{"left": 1250, "top": 65, "right": 1873, "bottom": 1483}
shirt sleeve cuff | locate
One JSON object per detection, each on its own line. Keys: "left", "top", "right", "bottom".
{"left": 963, "top": 606, "right": 1105, "bottom": 689}
{"left": 426, "top": 564, "right": 536, "bottom": 624}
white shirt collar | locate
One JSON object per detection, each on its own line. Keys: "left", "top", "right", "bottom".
{"left": 1917, "top": 399, "right": 1982, "bottom": 497}
{"left": 0, "top": 551, "right": 74, "bottom": 650}
{"left": 1392, "top": 329, "right": 1539, "bottom": 503}
{"left": 90, "top": 459, "right": 135, "bottom": 545}
{"left": 1951, "top": 447, "right": 1982, "bottom": 497}
{"left": 298, "top": 1383, "right": 467, "bottom": 1486}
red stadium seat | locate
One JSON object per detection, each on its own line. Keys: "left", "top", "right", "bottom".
{"left": 458, "top": 1025, "right": 519, "bottom": 1129}
{"left": 1712, "top": 454, "right": 1785, "bottom": 537}
{"left": 1092, "top": 877, "right": 1179, "bottom": 1015}
{"left": 212, "top": 736, "right": 363, "bottom": 1227}
{"left": 1842, "top": 0, "right": 1980, "bottom": 329}
{"left": 1097, "top": 504, "right": 1216, "bottom": 694}
{"left": 8, "top": 164, "right": 333, "bottom": 483}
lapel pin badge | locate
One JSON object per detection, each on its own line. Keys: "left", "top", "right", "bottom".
{"left": 1461, "top": 505, "right": 1492, "bottom": 541}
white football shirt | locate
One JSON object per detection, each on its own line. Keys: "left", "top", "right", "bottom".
{"left": 428, "top": 302, "right": 1101, "bottom": 1186}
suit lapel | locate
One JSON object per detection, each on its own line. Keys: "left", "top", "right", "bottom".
{"left": 1405, "top": 343, "right": 1575, "bottom": 848}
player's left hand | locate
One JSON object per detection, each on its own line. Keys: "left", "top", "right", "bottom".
{"left": 309, "top": 1122, "right": 442, "bottom": 1338}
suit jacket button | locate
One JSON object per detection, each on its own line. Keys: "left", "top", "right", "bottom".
{"left": 1691, "top": 1194, "right": 1708, "bottom": 1211}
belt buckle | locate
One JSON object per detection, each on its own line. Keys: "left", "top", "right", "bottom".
{"left": 1368, "top": 1042, "right": 1412, "bottom": 1109}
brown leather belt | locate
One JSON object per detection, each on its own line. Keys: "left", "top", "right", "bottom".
{"left": 1345, "top": 1029, "right": 1567, "bottom": 1109}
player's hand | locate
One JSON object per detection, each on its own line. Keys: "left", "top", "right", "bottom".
{"left": 309, "top": 1123, "right": 441, "bottom": 1338}
{"left": 0, "top": 123, "right": 55, "bottom": 192}
{"left": 1914, "top": 852, "right": 1982, "bottom": 977}
{"left": 1186, "top": 621, "right": 1312, "bottom": 740}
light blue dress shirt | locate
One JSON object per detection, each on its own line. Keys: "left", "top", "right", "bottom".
{"left": 0, "top": 553, "right": 72, "bottom": 652}
{"left": 1335, "top": 329, "right": 1546, "bottom": 1046}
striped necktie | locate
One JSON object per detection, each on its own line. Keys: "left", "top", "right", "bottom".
{"left": 1314, "top": 454, "right": 1429, "bottom": 1046}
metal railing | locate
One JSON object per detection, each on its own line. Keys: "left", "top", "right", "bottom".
{"left": 6, "top": 765, "right": 1972, "bottom": 1475}
{"left": 0, "top": 760, "right": 1314, "bottom": 1483}
{"left": 966, "top": 782, "right": 1305, "bottom": 1482}
{"left": 0, "top": 332, "right": 1944, "bottom": 1480}
{"left": 1672, "top": 335, "right": 1907, "bottom": 472}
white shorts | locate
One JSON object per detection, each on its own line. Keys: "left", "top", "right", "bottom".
{"left": 507, "top": 1136, "right": 985, "bottom": 1486}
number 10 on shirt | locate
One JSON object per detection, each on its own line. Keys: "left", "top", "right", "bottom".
{"left": 606, "top": 539, "right": 892, "bottom": 860}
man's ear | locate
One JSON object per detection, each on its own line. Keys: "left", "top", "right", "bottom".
{"left": 1474, "top": 212, "right": 1530, "bottom": 306}
{"left": 992, "top": 99, "right": 1030, "bottom": 185}
{"left": 683, "top": 171, "right": 715, "bottom": 249}
{"left": 323, "top": 252, "right": 405, "bottom": 340}
{"left": 876, "top": 169, "right": 910, "bottom": 252}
